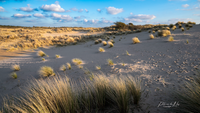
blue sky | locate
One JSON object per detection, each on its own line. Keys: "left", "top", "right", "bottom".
{"left": 0, "top": 0, "right": 199, "bottom": 27}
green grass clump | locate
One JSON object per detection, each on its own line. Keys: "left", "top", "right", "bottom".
{"left": 37, "top": 50, "right": 46, "bottom": 57}
{"left": 132, "top": 37, "right": 140, "bottom": 44}
{"left": 107, "top": 59, "right": 114, "bottom": 66}
{"left": 60, "top": 65, "right": 66, "bottom": 71}
{"left": 39, "top": 66, "right": 55, "bottom": 77}
{"left": 11, "top": 64, "right": 20, "bottom": 71}
{"left": 99, "top": 47, "right": 105, "bottom": 52}
{"left": 42, "top": 58, "right": 45, "bottom": 61}
{"left": 72, "top": 58, "right": 83, "bottom": 65}
{"left": 66, "top": 63, "right": 71, "bottom": 69}
{"left": 168, "top": 36, "right": 174, "bottom": 42}
{"left": 10, "top": 72, "right": 17, "bottom": 79}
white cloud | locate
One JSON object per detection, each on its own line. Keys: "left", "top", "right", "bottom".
{"left": 97, "top": 9, "right": 101, "bottom": 12}
{"left": 40, "top": 1, "right": 65, "bottom": 12}
{"left": 130, "top": 12, "right": 133, "bottom": 15}
{"left": 85, "top": 9, "right": 89, "bottom": 13}
{"left": 106, "top": 7, "right": 123, "bottom": 15}
{"left": 19, "top": 4, "right": 38, "bottom": 12}
{"left": 33, "top": 13, "right": 45, "bottom": 18}
{"left": 100, "top": 19, "right": 113, "bottom": 24}
{"left": 123, "top": 14, "right": 156, "bottom": 23}
{"left": 51, "top": 13, "right": 73, "bottom": 22}
{"left": 79, "top": 9, "right": 83, "bottom": 12}
{"left": 0, "top": 6, "right": 5, "bottom": 12}
{"left": 0, "top": 16, "right": 9, "bottom": 20}
{"left": 83, "top": 19, "right": 99, "bottom": 24}
{"left": 70, "top": 7, "right": 78, "bottom": 11}
{"left": 12, "top": 13, "right": 31, "bottom": 18}
{"left": 182, "top": 4, "right": 189, "bottom": 8}
{"left": 83, "top": 19, "right": 88, "bottom": 22}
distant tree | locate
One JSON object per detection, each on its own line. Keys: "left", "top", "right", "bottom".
{"left": 114, "top": 22, "right": 126, "bottom": 29}
{"left": 128, "top": 23, "right": 133, "bottom": 26}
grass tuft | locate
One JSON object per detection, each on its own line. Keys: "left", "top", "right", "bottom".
{"left": 11, "top": 64, "right": 20, "bottom": 71}
{"left": 102, "top": 41, "right": 107, "bottom": 46}
{"left": 149, "top": 34, "right": 154, "bottom": 39}
{"left": 108, "top": 41, "right": 114, "bottom": 47}
{"left": 66, "top": 63, "right": 71, "bottom": 69}
{"left": 126, "top": 50, "right": 130, "bottom": 56}
{"left": 168, "top": 36, "right": 174, "bottom": 42}
{"left": 107, "top": 59, "right": 114, "bottom": 66}
{"left": 55, "top": 54, "right": 60, "bottom": 58}
{"left": 10, "top": 72, "right": 17, "bottom": 79}
{"left": 96, "top": 65, "right": 101, "bottom": 70}
{"left": 132, "top": 37, "right": 140, "bottom": 44}
{"left": 42, "top": 58, "right": 45, "bottom": 61}
{"left": 37, "top": 50, "right": 46, "bottom": 57}
{"left": 39, "top": 66, "right": 55, "bottom": 77}
{"left": 186, "top": 39, "right": 189, "bottom": 44}
{"left": 72, "top": 58, "right": 83, "bottom": 65}
{"left": 60, "top": 65, "right": 66, "bottom": 71}
{"left": 99, "top": 47, "right": 105, "bottom": 52}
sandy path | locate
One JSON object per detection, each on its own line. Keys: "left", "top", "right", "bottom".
{"left": 0, "top": 25, "right": 200, "bottom": 112}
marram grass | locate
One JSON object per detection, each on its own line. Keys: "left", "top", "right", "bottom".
{"left": 11, "top": 64, "right": 20, "bottom": 71}
{"left": 66, "top": 63, "right": 71, "bottom": 69}
{"left": 10, "top": 72, "right": 17, "bottom": 79}
{"left": 107, "top": 59, "right": 114, "bottom": 66}
{"left": 149, "top": 34, "right": 154, "bottom": 39}
{"left": 132, "top": 37, "right": 140, "bottom": 44}
{"left": 39, "top": 66, "right": 55, "bottom": 77}
{"left": 168, "top": 36, "right": 174, "bottom": 42}
{"left": 37, "top": 50, "right": 46, "bottom": 57}
{"left": 1, "top": 74, "right": 143, "bottom": 113}
{"left": 72, "top": 58, "right": 83, "bottom": 65}
{"left": 99, "top": 47, "right": 105, "bottom": 52}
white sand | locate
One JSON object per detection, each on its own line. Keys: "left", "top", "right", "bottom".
{"left": 0, "top": 25, "right": 200, "bottom": 112}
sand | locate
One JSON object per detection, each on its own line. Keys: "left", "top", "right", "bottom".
{"left": 0, "top": 25, "right": 200, "bottom": 112}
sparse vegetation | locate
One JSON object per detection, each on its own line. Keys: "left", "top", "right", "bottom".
{"left": 98, "top": 39, "right": 102, "bottom": 43}
{"left": 99, "top": 47, "right": 105, "bottom": 52}
{"left": 66, "top": 63, "right": 71, "bottom": 69}
{"left": 60, "top": 65, "right": 66, "bottom": 71}
{"left": 168, "top": 36, "right": 174, "bottom": 42}
{"left": 132, "top": 37, "right": 140, "bottom": 44}
{"left": 37, "top": 50, "right": 46, "bottom": 57}
{"left": 102, "top": 41, "right": 107, "bottom": 46}
{"left": 11, "top": 64, "right": 20, "bottom": 71}
{"left": 42, "top": 58, "right": 45, "bottom": 61}
{"left": 186, "top": 39, "right": 189, "bottom": 44}
{"left": 72, "top": 58, "right": 83, "bottom": 65}
{"left": 96, "top": 65, "right": 101, "bottom": 70}
{"left": 10, "top": 72, "right": 17, "bottom": 79}
{"left": 95, "top": 40, "right": 99, "bottom": 44}
{"left": 149, "top": 34, "right": 154, "bottom": 39}
{"left": 126, "top": 50, "right": 130, "bottom": 56}
{"left": 108, "top": 41, "right": 114, "bottom": 47}
{"left": 107, "top": 59, "right": 114, "bottom": 66}
{"left": 55, "top": 54, "right": 60, "bottom": 58}
{"left": 39, "top": 66, "right": 55, "bottom": 77}
{"left": 158, "top": 30, "right": 171, "bottom": 37}
{"left": 181, "top": 27, "right": 184, "bottom": 31}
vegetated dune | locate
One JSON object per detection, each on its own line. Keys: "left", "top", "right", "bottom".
{"left": 0, "top": 21, "right": 199, "bottom": 113}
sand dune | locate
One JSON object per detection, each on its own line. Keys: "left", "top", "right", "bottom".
{"left": 0, "top": 24, "right": 200, "bottom": 112}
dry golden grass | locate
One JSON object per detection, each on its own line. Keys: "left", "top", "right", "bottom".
{"left": 168, "top": 36, "right": 174, "bottom": 42}
{"left": 96, "top": 65, "right": 101, "bottom": 70}
{"left": 108, "top": 41, "right": 114, "bottom": 47}
{"left": 60, "top": 65, "right": 66, "bottom": 71}
{"left": 66, "top": 63, "right": 71, "bottom": 69}
{"left": 158, "top": 30, "right": 171, "bottom": 37}
{"left": 132, "top": 37, "right": 140, "bottom": 44}
{"left": 39, "top": 66, "right": 55, "bottom": 77}
{"left": 37, "top": 50, "right": 46, "bottom": 57}
{"left": 11, "top": 64, "right": 20, "bottom": 71}
{"left": 102, "top": 41, "right": 107, "bottom": 46}
{"left": 72, "top": 58, "right": 83, "bottom": 65}
{"left": 98, "top": 47, "right": 105, "bottom": 52}
{"left": 1, "top": 73, "right": 143, "bottom": 113}
{"left": 149, "top": 34, "right": 154, "bottom": 39}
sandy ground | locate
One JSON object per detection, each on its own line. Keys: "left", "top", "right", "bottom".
{"left": 0, "top": 25, "right": 200, "bottom": 112}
